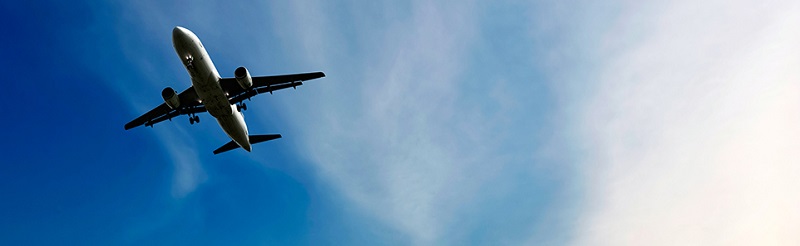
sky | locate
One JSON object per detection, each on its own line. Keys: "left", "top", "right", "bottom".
{"left": 1, "top": 0, "right": 799, "bottom": 245}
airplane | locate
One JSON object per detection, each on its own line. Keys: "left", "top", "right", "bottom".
{"left": 124, "top": 26, "right": 325, "bottom": 154}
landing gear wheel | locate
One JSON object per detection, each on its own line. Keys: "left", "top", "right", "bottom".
{"left": 237, "top": 103, "right": 248, "bottom": 112}
{"left": 189, "top": 115, "right": 199, "bottom": 125}
{"left": 186, "top": 56, "right": 194, "bottom": 70}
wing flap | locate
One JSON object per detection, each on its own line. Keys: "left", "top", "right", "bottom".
{"left": 125, "top": 104, "right": 170, "bottom": 130}
{"left": 228, "top": 82, "right": 304, "bottom": 104}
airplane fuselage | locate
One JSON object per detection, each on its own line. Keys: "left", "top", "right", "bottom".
{"left": 172, "top": 26, "right": 251, "bottom": 151}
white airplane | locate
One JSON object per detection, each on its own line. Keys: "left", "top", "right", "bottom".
{"left": 125, "top": 26, "right": 325, "bottom": 154}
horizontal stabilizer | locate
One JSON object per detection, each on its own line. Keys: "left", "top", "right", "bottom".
{"left": 249, "top": 134, "right": 282, "bottom": 144}
{"left": 213, "top": 134, "right": 282, "bottom": 155}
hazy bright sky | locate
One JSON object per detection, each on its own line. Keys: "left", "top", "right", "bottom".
{"left": 2, "top": 0, "right": 799, "bottom": 245}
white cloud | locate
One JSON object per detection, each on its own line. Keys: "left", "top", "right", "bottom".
{"left": 568, "top": 1, "right": 800, "bottom": 245}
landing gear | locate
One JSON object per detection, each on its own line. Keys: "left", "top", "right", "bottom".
{"left": 186, "top": 56, "right": 194, "bottom": 70}
{"left": 189, "top": 114, "right": 200, "bottom": 125}
{"left": 237, "top": 102, "right": 247, "bottom": 112}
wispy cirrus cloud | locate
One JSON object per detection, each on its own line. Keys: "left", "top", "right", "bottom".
{"left": 271, "top": 1, "right": 481, "bottom": 243}
{"left": 265, "top": 0, "right": 569, "bottom": 244}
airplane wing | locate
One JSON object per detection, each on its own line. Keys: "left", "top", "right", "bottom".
{"left": 124, "top": 87, "right": 205, "bottom": 130}
{"left": 220, "top": 72, "right": 326, "bottom": 104}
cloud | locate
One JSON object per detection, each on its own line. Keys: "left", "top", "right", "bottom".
{"left": 157, "top": 128, "right": 207, "bottom": 199}
{"left": 566, "top": 1, "right": 800, "bottom": 245}
{"left": 265, "top": 0, "right": 566, "bottom": 244}
{"left": 281, "top": 1, "right": 479, "bottom": 242}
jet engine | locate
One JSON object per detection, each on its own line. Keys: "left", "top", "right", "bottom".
{"left": 235, "top": 66, "right": 253, "bottom": 89}
{"left": 162, "top": 87, "right": 180, "bottom": 109}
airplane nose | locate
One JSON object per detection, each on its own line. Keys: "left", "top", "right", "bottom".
{"left": 172, "top": 26, "right": 188, "bottom": 41}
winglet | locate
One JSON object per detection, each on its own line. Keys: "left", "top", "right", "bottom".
{"left": 213, "top": 134, "right": 282, "bottom": 154}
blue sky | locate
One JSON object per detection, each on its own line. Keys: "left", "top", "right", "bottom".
{"left": 2, "top": 0, "right": 800, "bottom": 245}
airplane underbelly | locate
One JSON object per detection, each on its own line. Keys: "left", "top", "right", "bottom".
{"left": 217, "top": 110, "right": 249, "bottom": 148}
{"left": 193, "top": 71, "right": 231, "bottom": 117}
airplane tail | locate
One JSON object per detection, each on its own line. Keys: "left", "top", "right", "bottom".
{"left": 213, "top": 134, "right": 282, "bottom": 155}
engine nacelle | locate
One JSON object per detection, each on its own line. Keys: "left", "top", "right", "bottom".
{"left": 235, "top": 66, "right": 253, "bottom": 89}
{"left": 162, "top": 87, "right": 180, "bottom": 109}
